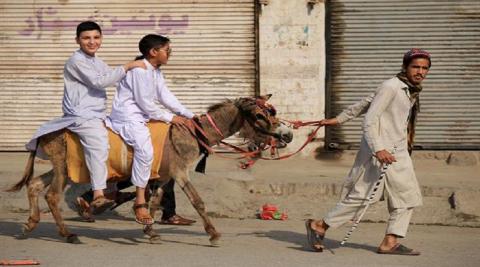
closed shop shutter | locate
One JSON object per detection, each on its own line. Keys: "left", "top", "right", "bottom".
{"left": 0, "top": 0, "right": 255, "bottom": 151}
{"left": 326, "top": 0, "right": 480, "bottom": 150}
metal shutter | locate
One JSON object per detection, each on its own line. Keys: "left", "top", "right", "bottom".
{"left": 326, "top": 0, "right": 480, "bottom": 150}
{"left": 0, "top": 0, "right": 255, "bottom": 151}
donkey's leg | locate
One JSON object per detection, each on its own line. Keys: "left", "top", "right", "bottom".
{"left": 44, "top": 154, "right": 80, "bottom": 243}
{"left": 22, "top": 170, "right": 54, "bottom": 235}
{"left": 148, "top": 180, "right": 170, "bottom": 219}
{"left": 151, "top": 139, "right": 172, "bottom": 221}
{"left": 176, "top": 176, "right": 221, "bottom": 246}
{"left": 140, "top": 180, "right": 167, "bottom": 243}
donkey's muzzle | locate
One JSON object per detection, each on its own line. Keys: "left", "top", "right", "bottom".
{"left": 281, "top": 132, "right": 293, "bottom": 144}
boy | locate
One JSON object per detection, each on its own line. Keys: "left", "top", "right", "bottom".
{"left": 108, "top": 34, "right": 194, "bottom": 225}
{"left": 27, "top": 21, "right": 145, "bottom": 215}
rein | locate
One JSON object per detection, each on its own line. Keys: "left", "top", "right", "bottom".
{"left": 186, "top": 115, "right": 261, "bottom": 160}
{"left": 238, "top": 119, "right": 324, "bottom": 168}
{"left": 188, "top": 113, "right": 325, "bottom": 169}
{"left": 284, "top": 119, "right": 324, "bottom": 129}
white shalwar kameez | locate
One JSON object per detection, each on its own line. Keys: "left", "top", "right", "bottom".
{"left": 26, "top": 49, "right": 126, "bottom": 190}
{"left": 323, "top": 77, "right": 423, "bottom": 238}
{"left": 107, "top": 59, "right": 194, "bottom": 188}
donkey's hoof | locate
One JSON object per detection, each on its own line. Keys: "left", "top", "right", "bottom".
{"left": 21, "top": 224, "right": 31, "bottom": 234}
{"left": 209, "top": 234, "right": 221, "bottom": 247}
{"left": 17, "top": 226, "right": 29, "bottom": 240}
{"left": 19, "top": 224, "right": 33, "bottom": 238}
{"left": 149, "top": 234, "right": 162, "bottom": 244}
{"left": 143, "top": 225, "right": 161, "bottom": 243}
{"left": 143, "top": 225, "right": 157, "bottom": 236}
{"left": 209, "top": 239, "right": 220, "bottom": 247}
{"left": 66, "top": 234, "right": 81, "bottom": 244}
{"left": 143, "top": 225, "right": 154, "bottom": 234}
{"left": 16, "top": 235, "right": 29, "bottom": 240}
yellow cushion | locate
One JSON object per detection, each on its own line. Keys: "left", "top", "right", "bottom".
{"left": 66, "top": 121, "right": 170, "bottom": 184}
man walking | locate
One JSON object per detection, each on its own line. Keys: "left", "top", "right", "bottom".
{"left": 306, "top": 49, "right": 431, "bottom": 255}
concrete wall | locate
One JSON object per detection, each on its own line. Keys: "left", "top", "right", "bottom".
{"left": 258, "top": 0, "right": 326, "bottom": 154}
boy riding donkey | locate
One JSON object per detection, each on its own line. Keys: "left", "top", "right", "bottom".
{"left": 106, "top": 34, "right": 195, "bottom": 225}
{"left": 26, "top": 21, "right": 146, "bottom": 219}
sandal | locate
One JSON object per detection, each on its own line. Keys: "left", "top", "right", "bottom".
{"left": 75, "top": 197, "right": 95, "bottom": 223}
{"left": 377, "top": 244, "right": 421, "bottom": 256}
{"left": 305, "top": 219, "right": 324, "bottom": 252}
{"left": 90, "top": 196, "right": 115, "bottom": 215}
{"left": 133, "top": 203, "right": 154, "bottom": 225}
{"left": 158, "top": 215, "right": 196, "bottom": 226}
{"left": 110, "top": 192, "right": 136, "bottom": 211}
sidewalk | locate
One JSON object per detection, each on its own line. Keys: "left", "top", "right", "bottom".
{"left": 1, "top": 151, "right": 479, "bottom": 227}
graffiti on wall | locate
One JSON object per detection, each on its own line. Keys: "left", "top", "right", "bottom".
{"left": 19, "top": 7, "right": 189, "bottom": 39}
{"left": 272, "top": 24, "right": 310, "bottom": 48}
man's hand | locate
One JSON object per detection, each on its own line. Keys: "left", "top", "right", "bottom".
{"left": 123, "top": 60, "right": 147, "bottom": 71}
{"left": 171, "top": 115, "right": 189, "bottom": 126}
{"left": 375, "top": 149, "right": 396, "bottom": 164}
{"left": 320, "top": 118, "right": 339, "bottom": 126}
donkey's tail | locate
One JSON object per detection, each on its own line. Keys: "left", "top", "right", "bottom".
{"left": 6, "top": 150, "right": 37, "bottom": 192}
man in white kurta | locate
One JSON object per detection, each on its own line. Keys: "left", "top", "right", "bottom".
{"left": 306, "top": 49, "right": 431, "bottom": 255}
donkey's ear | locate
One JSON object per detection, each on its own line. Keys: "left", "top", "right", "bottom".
{"left": 237, "top": 97, "right": 257, "bottom": 112}
{"left": 257, "top": 94, "right": 272, "bottom": 101}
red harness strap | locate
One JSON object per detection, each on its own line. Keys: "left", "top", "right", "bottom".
{"left": 185, "top": 116, "right": 263, "bottom": 161}
{"left": 224, "top": 119, "right": 324, "bottom": 168}
{"left": 243, "top": 120, "right": 323, "bottom": 166}
{"left": 185, "top": 114, "right": 324, "bottom": 169}
{"left": 285, "top": 119, "right": 323, "bottom": 129}
{"left": 206, "top": 113, "right": 225, "bottom": 139}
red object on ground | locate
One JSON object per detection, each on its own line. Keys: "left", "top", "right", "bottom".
{"left": 259, "top": 204, "right": 288, "bottom": 220}
{"left": 262, "top": 203, "right": 277, "bottom": 212}
{"left": 260, "top": 210, "right": 274, "bottom": 220}
{"left": 0, "top": 259, "right": 40, "bottom": 265}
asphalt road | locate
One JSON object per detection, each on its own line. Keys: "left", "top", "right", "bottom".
{"left": 0, "top": 211, "right": 479, "bottom": 267}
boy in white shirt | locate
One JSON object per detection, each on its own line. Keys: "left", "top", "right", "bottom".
{"left": 27, "top": 21, "right": 145, "bottom": 216}
{"left": 108, "top": 34, "right": 194, "bottom": 225}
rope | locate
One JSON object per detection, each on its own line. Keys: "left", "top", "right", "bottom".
{"left": 185, "top": 116, "right": 326, "bottom": 169}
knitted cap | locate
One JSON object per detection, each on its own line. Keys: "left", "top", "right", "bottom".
{"left": 403, "top": 48, "right": 431, "bottom": 67}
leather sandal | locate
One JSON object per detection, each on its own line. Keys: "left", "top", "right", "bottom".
{"left": 133, "top": 203, "right": 154, "bottom": 225}
{"left": 305, "top": 219, "right": 324, "bottom": 252}
{"left": 158, "top": 215, "right": 196, "bottom": 226}
{"left": 90, "top": 196, "right": 115, "bottom": 215}
{"left": 377, "top": 244, "right": 421, "bottom": 256}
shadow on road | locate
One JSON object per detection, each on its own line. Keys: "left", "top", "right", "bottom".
{"left": 243, "top": 229, "right": 378, "bottom": 254}
{"left": 0, "top": 218, "right": 211, "bottom": 246}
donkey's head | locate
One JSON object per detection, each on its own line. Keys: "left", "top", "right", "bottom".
{"left": 236, "top": 94, "right": 293, "bottom": 149}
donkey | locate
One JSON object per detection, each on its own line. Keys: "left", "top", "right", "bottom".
{"left": 8, "top": 95, "right": 293, "bottom": 245}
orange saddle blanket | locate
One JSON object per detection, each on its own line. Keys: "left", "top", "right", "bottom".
{"left": 65, "top": 121, "right": 170, "bottom": 184}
